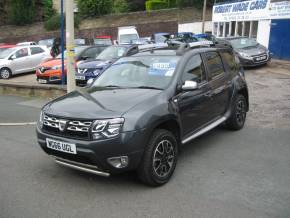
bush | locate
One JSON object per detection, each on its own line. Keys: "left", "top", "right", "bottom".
{"left": 112, "top": 0, "right": 130, "bottom": 14}
{"left": 9, "top": 0, "right": 36, "bottom": 25}
{"left": 43, "top": 0, "right": 56, "bottom": 21}
{"left": 77, "top": 0, "right": 113, "bottom": 17}
{"left": 146, "top": 0, "right": 168, "bottom": 11}
{"left": 44, "top": 13, "right": 81, "bottom": 31}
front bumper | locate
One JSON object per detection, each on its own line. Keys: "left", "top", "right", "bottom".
{"left": 36, "top": 126, "right": 147, "bottom": 174}
{"left": 239, "top": 55, "right": 271, "bottom": 67}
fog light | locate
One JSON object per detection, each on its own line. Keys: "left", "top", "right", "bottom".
{"left": 107, "top": 156, "right": 129, "bottom": 169}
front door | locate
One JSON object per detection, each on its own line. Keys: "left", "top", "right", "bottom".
{"left": 10, "top": 48, "right": 31, "bottom": 74}
{"left": 177, "top": 54, "right": 213, "bottom": 137}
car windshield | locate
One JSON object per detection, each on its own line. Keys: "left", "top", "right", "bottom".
{"left": 230, "top": 38, "right": 258, "bottom": 49}
{"left": 38, "top": 39, "right": 53, "bottom": 47}
{"left": 56, "top": 46, "right": 88, "bottom": 59}
{"left": 0, "top": 47, "right": 17, "bottom": 59}
{"left": 155, "top": 34, "right": 170, "bottom": 43}
{"left": 96, "top": 46, "right": 127, "bottom": 60}
{"left": 94, "top": 38, "right": 112, "bottom": 45}
{"left": 91, "top": 55, "right": 180, "bottom": 90}
{"left": 120, "top": 34, "right": 138, "bottom": 44}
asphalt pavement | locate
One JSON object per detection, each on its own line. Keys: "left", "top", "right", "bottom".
{"left": 0, "top": 65, "right": 290, "bottom": 218}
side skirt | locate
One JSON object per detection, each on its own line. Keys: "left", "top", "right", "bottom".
{"left": 181, "top": 116, "right": 227, "bottom": 144}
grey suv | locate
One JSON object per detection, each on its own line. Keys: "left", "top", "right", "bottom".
{"left": 36, "top": 44, "right": 249, "bottom": 186}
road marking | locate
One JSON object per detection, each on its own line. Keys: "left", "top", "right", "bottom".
{"left": 0, "top": 122, "right": 37, "bottom": 126}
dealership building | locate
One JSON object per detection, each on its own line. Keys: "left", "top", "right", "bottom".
{"left": 212, "top": 0, "right": 290, "bottom": 60}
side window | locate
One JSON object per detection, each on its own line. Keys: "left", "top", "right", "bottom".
{"left": 204, "top": 52, "right": 225, "bottom": 79}
{"left": 14, "top": 48, "right": 29, "bottom": 58}
{"left": 182, "top": 54, "right": 206, "bottom": 83}
{"left": 31, "top": 47, "right": 45, "bottom": 55}
{"left": 220, "top": 50, "right": 238, "bottom": 74}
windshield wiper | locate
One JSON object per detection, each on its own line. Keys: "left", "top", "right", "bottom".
{"left": 133, "top": 86, "right": 163, "bottom": 90}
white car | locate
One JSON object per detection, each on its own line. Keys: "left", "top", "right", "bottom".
{"left": 117, "top": 26, "right": 140, "bottom": 45}
{"left": 17, "top": 41, "right": 37, "bottom": 46}
{"left": 0, "top": 46, "right": 51, "bottom": 79}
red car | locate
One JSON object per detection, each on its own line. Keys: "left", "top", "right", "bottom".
{"left": 0, "top": 44, "right": 16, "bottom": 53}
{"left": 94, "top": 35, "right": 113, "bottom": 45}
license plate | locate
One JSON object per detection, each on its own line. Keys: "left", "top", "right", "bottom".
{"left": 75, "top": 76, "right": 85, "bottom": 80}
{"left": 256, "top": 56, "right": 266, "bottom": 61}
{"left": 46, "top": 138, "right": 77, "bottom": 154}
{"left": 38, "top": 79, "right": 47, "bottom": 84}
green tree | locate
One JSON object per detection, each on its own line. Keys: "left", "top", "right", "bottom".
{"left": 112, "top": 0, "right": 130, "bottom": 14}
{"left": 43, "top": 0, "right": 56, "bottom": 21}
{"left": 77, "top": 0, "right": 113, "bottom": 17}
{"left": 9, "top": 0, "right": 36, "bottom": 25}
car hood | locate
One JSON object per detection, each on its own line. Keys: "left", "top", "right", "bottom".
{"left": 236, "top": 45, "right": 267, "bottom": 56}
{"left": 0, "top": 59, "right": 8, "bottom": 65}
{"left": 40, "top": 59, "right": 63, "bottom": 67}
{"left": 44, "top": 88, "right": 162, "bottom": 119}
{"left": 77, "top": 59, "right": 112, "bottom": 69}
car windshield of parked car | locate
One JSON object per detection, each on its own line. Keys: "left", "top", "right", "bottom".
{"left": 0, "top": 47, "right": 17, "bottom": 59}
{"left": 91, "top": 55, "right": 180, "bottom": 90}
{"left": 94, "top": 38, "right": 112, "bottom": 45}
{"left": 230, "top": 38, "right": 258, "bottom": 49}
{"left": 120, "top": 34, "right": 139, "bottom": 44}
{"left": 38, "top": 39, "right": 53, "bottom": 47}
{"left": 56, "top": 46, "right": 88, "bottom": 59}
{"left": 96, "top": 46, "right": 127, "bottom": 60}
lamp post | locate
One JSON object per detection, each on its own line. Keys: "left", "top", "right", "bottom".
{"left": 65, "top": 0, "right": 76, "bottom": 93}
{"left": 60, "top": 0, "right": 65, "bottom": 85}
{"left": 202, "top": 0, "right": 207, "bottom": 34}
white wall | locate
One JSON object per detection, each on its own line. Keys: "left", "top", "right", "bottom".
{"left": 178, "top": 21, "right": 212, "bottom": 34}
{"left": 257, "top": 20, "right": 271, "bottom": 48}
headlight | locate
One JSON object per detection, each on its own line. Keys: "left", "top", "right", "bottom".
{"left": 239, "top": 52, "right": 252, "bottom": 59}
{"left": 93, "top": 69, "right": 100, "bottom": 76}
{"left": 91, "top": 118, "right": 124, "bottom": 140}
{"left": 51, "top": 65, "right": 65, "bottom": 70}
{"left": 39, "top": 111, "right": 44, "bottom": 128}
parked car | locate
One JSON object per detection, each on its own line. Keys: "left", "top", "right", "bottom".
{"left": 36, "top": 45, "right": 108, "bottom": 84}
{"left": 94, "top": 35, "right": 113, "bottom": 46}
{"left": 118, "top": 26, "right": 140, "bottom": 45}
{"left": 75, "top": 45, "right": 138, "bottom": 85}
{"left": 38, "top": 39, "right": 54, "bottom": 49}
{"left": 0, "top": 44, "right": 16, "bottom": 53}
{"left": 0, "top": 46, "right": 51, "bottom": 79}
{"left": 17, "top": 41, "right": 37, "bottom": 46}
{"left": 75, "top": 38, "right": 94, "bottom": 46}
{"left": 134, "top": 37, "right": 152, "bottom": 45}
{"left": 220, "top": 37, "right": 270, "bottom": 67}
{"left": 151, "top": 32, "right": 171, "bottom": 43}
{"left": 37, "top": 42, "right": 249, "bottom": 186}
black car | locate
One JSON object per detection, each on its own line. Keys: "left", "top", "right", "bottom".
{"left": 218, "top": 37, "right": 270, "bottom": 67}
{"left": 75, "top": 45, "right": 139, "bottom": 85}
{"left": 37, "top": 43, "right": 249, "bottom": 186}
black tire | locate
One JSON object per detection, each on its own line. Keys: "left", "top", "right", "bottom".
{"left": 0, "top": 67, "right": 12, "bottom": 79}
{"left": 137, "top": 129, "right": 178, "bottom": 186}
{"left": 226, "top": 94, "right": 247, "bottom": 130}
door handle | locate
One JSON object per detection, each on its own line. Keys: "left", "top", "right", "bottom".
{"left": 204, "top": 91, "right": 213, "bottom": 98}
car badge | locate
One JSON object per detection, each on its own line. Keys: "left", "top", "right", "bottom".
{"left": 59, "top": 119, "right": 68, "bottom": 132}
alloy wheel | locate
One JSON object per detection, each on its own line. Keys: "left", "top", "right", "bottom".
{"left": 153, "top": 139, "right": 175, "bottom": 178}
{"left": 1, "top": 69, "right": 10, "bottom": 79}
{"left": 236, "top": 99, "right": 246, "bottom": 125}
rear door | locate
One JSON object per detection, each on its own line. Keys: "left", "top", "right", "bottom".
{"left": 29, "top": 46, "right": 47, "bottom": 69}
{"left": 177, "top": 54, "right": 213, "bottom": 136}
{"left": 203, "top": 51, "right": 230, "bottom": 118}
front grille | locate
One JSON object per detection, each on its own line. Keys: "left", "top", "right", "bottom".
{"left": 43, "top": 114, "right": 93, "bottom": 140}
{"left": 252, "top": 53, "right": 268, "bottom": 63}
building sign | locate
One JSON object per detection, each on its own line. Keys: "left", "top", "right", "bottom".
{"left": 270, "top": 1, "right": 290, "bottom": 19}
{"left": 213, "top": 0, "right": 270, "bottom": 21}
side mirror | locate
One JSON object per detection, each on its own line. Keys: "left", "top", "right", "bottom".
{"left": 9, "top": 55, "right": 16, "bottom": 60}
{"left": 182, "top": 80, "right": 198, "bottom": 91}
{"left": 81, "top": 56, "right": 89, "bottom": 60}
{"left": 86, "top": 78, "right": 94, "bottom": 87}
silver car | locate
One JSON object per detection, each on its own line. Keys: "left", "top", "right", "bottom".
{"left": 0, "top": 46, "right": 51, "bottom": 79}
